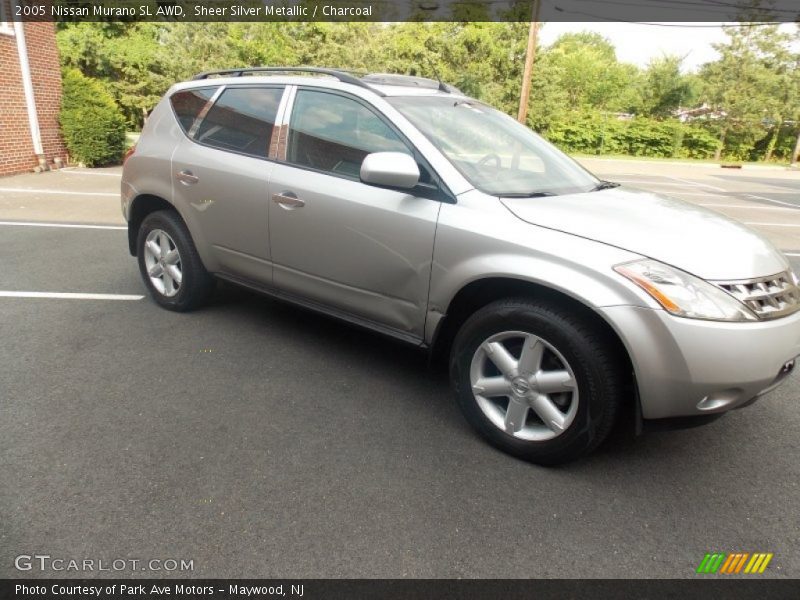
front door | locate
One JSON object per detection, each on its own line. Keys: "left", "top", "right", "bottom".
{"left": 268, "top": 88, "right": 442, "bottom": 340}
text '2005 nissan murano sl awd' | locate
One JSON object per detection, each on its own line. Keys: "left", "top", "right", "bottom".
{"left": 121, "top": 67, "right": 800, "bottom": 465}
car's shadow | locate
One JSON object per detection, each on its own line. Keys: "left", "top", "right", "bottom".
{"left": 205, "top": 280, "right": 452, "bottom": 406}
{"left": 202, "top": 280, "right": 695, "bottom": 467}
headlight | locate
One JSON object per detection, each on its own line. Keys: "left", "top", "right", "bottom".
{"left": 614, "top": 259, "right": 757, "bottom": 322}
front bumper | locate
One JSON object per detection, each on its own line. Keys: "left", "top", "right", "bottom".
{"left": 600, "top": 305, "right": 800, "bottom": 420}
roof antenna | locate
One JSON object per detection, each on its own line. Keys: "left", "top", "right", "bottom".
{"left": 426, "top": 57, "right": 450, "bottom": 93}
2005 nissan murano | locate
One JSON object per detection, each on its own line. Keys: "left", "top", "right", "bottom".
{"left": 122, "top": 67, "right": 800, "bottom": 464}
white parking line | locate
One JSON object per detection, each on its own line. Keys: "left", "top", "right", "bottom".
{"left": 665, "top": 176, "right": 727, "bottom": 192}
{"left": 667, "top": 192, "right": 726, "bottom": 197}
{"left": 614, "top": 180, "right": 699, "bottom": 187}
{"left": 700, "top": 203, "right": 800, "bottom": 211}
{"left": 60, "top": 168, "right": 122, "bottom": 177}
{"left": 0, "top": 221, "right": 125, "bottom": 230}
{"left": 743, "top": 222, "right": 800, "bottom": 227}
{"left": 745, "top": 194, "right": 800, "bottom": 209}
{"left": 786, "top": 253, "right": 800, "bottom": 257}
{"left": 0, "top": 187, "right": 118, "bottom": 197}
{"left": 0, "top": 291, "right": 143, "bottom": 300}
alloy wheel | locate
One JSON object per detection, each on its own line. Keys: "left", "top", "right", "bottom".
{"left": 143, "top": 229, "right": 182, "bottom": 297}
{"left": 469, "top": 331, "right": 579, "bottom": 441}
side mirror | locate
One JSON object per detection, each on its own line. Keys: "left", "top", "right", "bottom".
{"left": 360, "top": 152, "right": 420, "bottom": 190}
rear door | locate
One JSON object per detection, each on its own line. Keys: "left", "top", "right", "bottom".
{"left": 171, "top": 85, "right": 286, "bottom": 283}
{"left": 267, "top": 88, "right": 444, "bottom": 341}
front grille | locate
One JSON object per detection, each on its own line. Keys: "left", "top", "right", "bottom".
{"left": 715, "top": 271, "right": 800, "bottom": 320}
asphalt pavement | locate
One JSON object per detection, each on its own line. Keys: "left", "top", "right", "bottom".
{"left": 1, "top": 162, "right": 799, "bottom": 579}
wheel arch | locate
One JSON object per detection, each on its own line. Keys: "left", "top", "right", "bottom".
{"left": 429, "top": 277, "right": 637, "bottom": 411}
{"left": 127, "top": 194, "right": 177, "bottom": 256}
{"left": 127, "top": 193, "right": 217, "bottom": 272}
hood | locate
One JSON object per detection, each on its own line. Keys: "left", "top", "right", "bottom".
{"left": 500, "top": 187, "right": 788, "bottom": 281}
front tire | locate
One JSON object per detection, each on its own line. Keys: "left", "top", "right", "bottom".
{"left": 450, "top": 298, "right": 626, "bottom": 465}
{"left": 136, "top": 210, "right": 214, "bottom": 311}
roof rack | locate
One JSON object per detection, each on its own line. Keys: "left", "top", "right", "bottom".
{"left": 361, "top": 73, "right": 461, "bottom": 94}
{"left": 191, "top": 67, "right": 385, "bottom": 96}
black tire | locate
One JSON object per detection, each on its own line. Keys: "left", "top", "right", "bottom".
{"left": 136, "top": 210, "right": 214, "bottom": 311}
{"left": 450, "top": 297, "right": 626, "bottom": 466}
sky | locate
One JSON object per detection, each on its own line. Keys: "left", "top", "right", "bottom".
{"left": 538, "top": 22, "right": 798, "bottom": 72}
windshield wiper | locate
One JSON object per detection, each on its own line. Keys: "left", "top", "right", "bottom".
{"left": 497, "top": 191, "right": 555, "bottom": 198}
{"left": 591, "top": 180, "right": 620, "bottom": 191}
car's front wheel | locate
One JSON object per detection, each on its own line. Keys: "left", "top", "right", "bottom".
{"left": 450, "top": 298, "right": 626, "bottom": 465}
{"left": 136, "top": 210, "right": 214, "bottom": 311}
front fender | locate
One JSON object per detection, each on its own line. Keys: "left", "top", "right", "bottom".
{"left": 427, "top": 195, "right": 654, "bottom": 344}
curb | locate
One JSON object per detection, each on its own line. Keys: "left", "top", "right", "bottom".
{"left": 574, "top": 157, "right": 792, "bottom": 171}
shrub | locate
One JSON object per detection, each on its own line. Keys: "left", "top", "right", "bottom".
{"left": 542, "top": 112, "right": 720, "bottom": 160}
{"left": 678, "top": 126, "right": 720, "bottom": 159}
{"left": 60, "top": 69, "right": 127, "bottom": 167}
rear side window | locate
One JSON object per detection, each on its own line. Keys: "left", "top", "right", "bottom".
{"left": 194, "top": 87, "right": 283, "bottom": 159}
{"left": 287, "top": 89, "right": 410, "bottom": 178}
{"left": 170, "top": 88, "right": 216, "bottom": 134}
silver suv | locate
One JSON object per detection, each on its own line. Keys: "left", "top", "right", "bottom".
{"left": 122, "top": 67, "right": 800, "bottom": 464}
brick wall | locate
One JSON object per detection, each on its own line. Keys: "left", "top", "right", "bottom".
{"left": 0, "top": 6, "right": 68, "bottom": 177}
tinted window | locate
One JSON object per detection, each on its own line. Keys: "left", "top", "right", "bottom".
{"left": 195, "top": 87, "right": 283, "bottom": 159}
{"left": 170, "top": 88, "right": 216, "bottom": 133}
{"left": 287, "top": 90, "right": 410, "bottom": 179}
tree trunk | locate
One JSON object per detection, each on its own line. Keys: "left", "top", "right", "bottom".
{"left": 763, "top": 116, "right": 781, "bottom": 162}
{"left": 714, "top": 126, "right": 727, "bottom": 161}
{"left": 792, "top": 130, "right": 800, "bottom": 166}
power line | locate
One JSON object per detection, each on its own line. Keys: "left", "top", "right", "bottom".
{"left": 574, "top": 0, "right": 799, "bottom": 17}
{"left": 552, "top": 5, "right": 785, "bottom": 26}
{"left": 648, "top": 0, "right": 799, "bottom": 15}
{"left": 360, "top": 0, "right": 800, "bottom": 17}
{"left": 572, "top": 0, "right": 750, "bottom": 16}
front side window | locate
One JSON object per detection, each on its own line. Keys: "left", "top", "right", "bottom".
{"left": 388, "top": 96, "right": 600, "bottom": 197}
{"left": 287, "top": 89, "right": 410, "bottom": 179}
{"left": 195, "top": 87, "right": 283, "bottom": 159}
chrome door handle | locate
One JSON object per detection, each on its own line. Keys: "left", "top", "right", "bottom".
{"left": 272, "top": 192, "right": 305, "bottom": 210}
{"left": 176, "top": 170, "right": 199, "bottom": 185}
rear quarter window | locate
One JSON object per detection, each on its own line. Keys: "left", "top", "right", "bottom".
{"left": 170, "top": 87, "right": 217, "bottom": 134}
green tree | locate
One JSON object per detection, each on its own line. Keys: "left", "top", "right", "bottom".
{"left": 699, "top": 24, "right": 792, "bottom": 160}
{"left": 54, "top": 21, "right": 800, "bottom": 163}
{"left": 58, "top": 22, "right": 172, "bottom": 128}
{"left": 640, "top": 55, "right": 698, "bottom": 118}
{"left": 535, "top": 31, "right": 642, "bottom": 114}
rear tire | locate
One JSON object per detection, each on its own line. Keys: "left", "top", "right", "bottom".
{"left": 136, "top": 210, "right": 214, "bottom": 311}
{"left": 450, "top": 297, "right": 626, "bottom": 465}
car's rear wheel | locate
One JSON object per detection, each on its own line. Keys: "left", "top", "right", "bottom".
{"left": 450, "top": 298, "right": 626, "bottom": 465}
{"left": 137, "top": 210, "right": 214, "bottom": 311}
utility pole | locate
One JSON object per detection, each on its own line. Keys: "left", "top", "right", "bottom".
{"left": 517, "top": 0, "right": 542, "bottom": 124}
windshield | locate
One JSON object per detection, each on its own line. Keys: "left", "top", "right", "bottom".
{"left": 388, "top": 96, "right": 600, "bottom": 197}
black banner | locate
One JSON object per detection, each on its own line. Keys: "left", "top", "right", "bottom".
{"left": 8, "top": 0, "right": 800, "bottom": 23}
{"left": 3, "top": 579, "right": 800, "bottom": 600}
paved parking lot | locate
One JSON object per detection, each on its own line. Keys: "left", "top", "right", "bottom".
{"left": 581, "top": 158, "right": 800, "bottom": 255}
{"left": 1, "top": 162, "right": 799, "bottom": 579}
